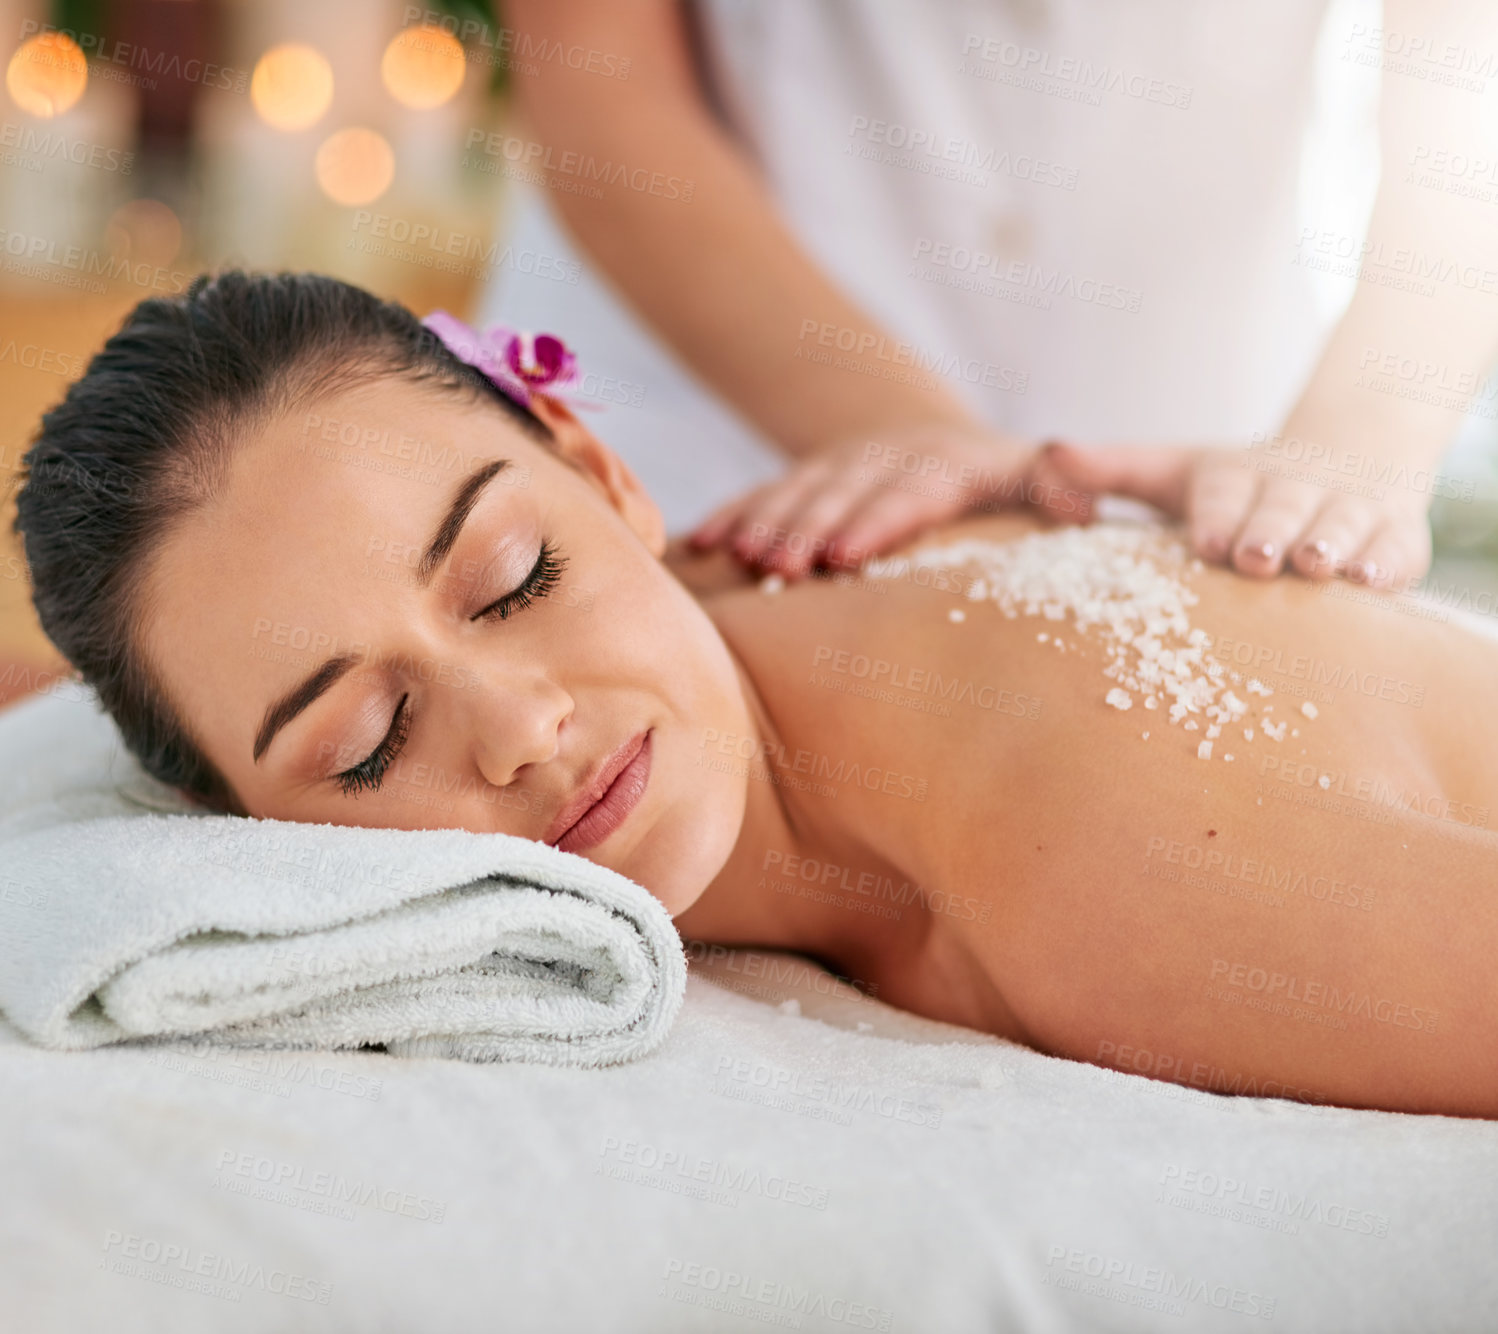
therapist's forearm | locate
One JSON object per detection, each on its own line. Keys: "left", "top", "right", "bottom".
{"left": 502, "top": 0, "right": 979, "bottom": 458}
{"left": 1279, "top": 0, "right": 1498, "bottom": 476}
{"left": 1281, "top": 206, "right": 1498, "bottom": 478}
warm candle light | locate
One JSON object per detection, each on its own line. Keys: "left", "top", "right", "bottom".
{"left": 251, "top": 42, "right": 335, "bottom": 131}
{"left": 5, "top": 32, "right": 88, "bottom": 118}
{"left": 314, "top": 127, "right": 395, "bottom": 206}
{"left": 380, "top": 24, "right": 466, "bottom": 110}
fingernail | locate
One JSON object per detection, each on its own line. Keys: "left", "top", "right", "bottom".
{"left": 1254, "top": 541, "right": 1277, "bottom": 561}
{"left": 1348, "top": 560, "right": 1367, "bottom": 582}
{"left": 1297, "top": 539, "right": 1330, "bottom": 570}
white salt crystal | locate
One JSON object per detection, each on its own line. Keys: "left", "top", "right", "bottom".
{"left": 1197, "top": 740, "right": 1213, "bottom": 760}
{"left": 1224, "top": 754, "right": 1234, "bottom": 762}
{"left": 862, "top": 525, "right": 1266, "bottom": 756}
{"left": 1142, "top": 731, "right": 1150, "bottom": 739}
{"left": 760, "top": 574, "right": 785, "bottom": 594}
{"left": 948, "top": 608, "right": 965, "bottom": 623}
{"left": 1243, "top": 728, "right": 1254, "bottom": 741}
{"left": 1318, "top": 774, "right": 1331, "bottom": 790}
{"left": 1301, "top": 701, "right": 1319, "bottom": 719}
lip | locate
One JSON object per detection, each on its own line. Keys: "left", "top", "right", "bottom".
{"left": 545, "top": 729, "right": 652, "bottom": 854}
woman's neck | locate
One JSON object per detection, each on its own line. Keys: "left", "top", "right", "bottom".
{"left": 673, "top": 652, "right": 915, "bottom": 976}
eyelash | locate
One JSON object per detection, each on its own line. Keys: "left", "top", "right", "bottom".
{"left": 337, "top": 692, "right": 411, "bottom": 797}
{"left": 334, "top": 540, "right": 568, "bottom": 797}
{"left": 472, "top": 539, "right": 567, "bottom": 622}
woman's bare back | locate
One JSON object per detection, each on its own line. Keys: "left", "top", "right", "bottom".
{"left": 696, "top": 513, "right": 1498, "bottom": 1116}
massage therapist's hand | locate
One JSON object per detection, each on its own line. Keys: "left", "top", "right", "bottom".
{"left": 687, "top": 426, "right": 1089, "bottom": 580}
{"left": 1038, "top": 440, "right": 1434, "bottom": 589}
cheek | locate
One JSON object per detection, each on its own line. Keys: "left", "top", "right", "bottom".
{"left": 578, "top": 537, "right": 714, "bottom": 687}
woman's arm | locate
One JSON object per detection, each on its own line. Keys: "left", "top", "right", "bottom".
{"left": 503, "top": 0, "right": 977, "bottom": 456}
{"left": 1058, "top": 0, "right": 1498, "bottom": 588}
{"left": 1242, "top": 0, "right": 1498, "bottom": 580}
{"left": 503, "top": 0, "right": 1047, "bottom": 575}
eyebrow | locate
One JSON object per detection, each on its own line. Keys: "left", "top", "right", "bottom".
{"left": 252, "top": 457, "right": 511, "bottom": 765}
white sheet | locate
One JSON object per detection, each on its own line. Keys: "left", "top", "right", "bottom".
{"left": 3, "top": 943, "right": 1495, "bottom": 1333}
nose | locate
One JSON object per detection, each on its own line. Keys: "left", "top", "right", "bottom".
{"left": 469, "top": 672, "right": 574, "bottom": 792}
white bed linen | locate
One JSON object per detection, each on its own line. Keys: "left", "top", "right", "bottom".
{"left": 2, "top": 944, "right": 1495, "bottom": 1333}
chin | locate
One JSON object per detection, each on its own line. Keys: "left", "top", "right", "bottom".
{"left": 618, "top": 750, "right": 747, "bottom": 919}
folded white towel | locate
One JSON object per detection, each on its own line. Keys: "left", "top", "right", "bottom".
{"left": 0, "top": 688, "right": 686, "bottom": 1066}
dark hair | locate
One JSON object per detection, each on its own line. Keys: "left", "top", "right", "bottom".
{"left": 12, "top": 270, "right": 553, "bottom": 812}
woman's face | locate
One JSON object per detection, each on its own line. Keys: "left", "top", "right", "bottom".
{"left": 139, "top": 373, "right": 754, "bottom": 916}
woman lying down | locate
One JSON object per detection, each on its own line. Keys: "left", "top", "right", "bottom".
{"left": 16, "top": 273, "right": 1498, "bottom": 1118}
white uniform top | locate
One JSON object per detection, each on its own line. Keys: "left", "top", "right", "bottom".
{"left": 479, "top": 0, "right": 1382, "bottom": 532}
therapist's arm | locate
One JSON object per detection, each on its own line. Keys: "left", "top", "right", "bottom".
{"left": 1065, "top": 0, "right": 1498, "bottom": 589}
{"left": 503, "top": 0, "right": 975, "bottom": 451}
{"left": 502, "top": 0, "right": 1048, "bottom": 576}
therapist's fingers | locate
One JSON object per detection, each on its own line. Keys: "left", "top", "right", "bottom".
{"left": 1227, "top": 477, "right": 1325, "bottom": 578}
{"left": 688, "top": 486, "right": 764, "bottom": 550}
{"left": 1187, "top": 457, "right": 1261, "bottom": 565}
{"left": 1349, "top": 511, "right": 1432, "bottom": 590}
{"left": 1034, "top": 441, "right": 1196, "bottom": 521}
{"left": 1284, "top": 497, "right": 1385, "bottom": 583}
{"left": 727, "top": 461, "right": 836, "bottom": 564}
{"left": 831, "top": 485, "right": 958, "bottom": 570}
{"left": 768, "top": 477, "right": 875, "bottom": 578}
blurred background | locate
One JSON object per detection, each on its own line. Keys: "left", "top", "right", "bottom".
{"left": 0, "top": 0, "right": 537, "bottom": 696}
{"left": 0, "top": 0, "right": 1496, "bottom": 700}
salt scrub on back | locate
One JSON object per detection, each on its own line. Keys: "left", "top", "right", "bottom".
{"left": 862, "top": 523, "right": 1309, "bottom": 760}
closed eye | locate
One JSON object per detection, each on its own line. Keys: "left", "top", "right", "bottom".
{"left": 336, "top": 693, "right": 411, "bottom": 797}
{"left": 471, "top": 539, "right": 567, "bottom": 622}
{"left": 333, "top": 540, "right": 568, "bottom": 797}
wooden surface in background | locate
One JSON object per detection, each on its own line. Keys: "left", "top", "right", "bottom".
{"left": 0, "top": 288, "right": 139, "bottom": 675}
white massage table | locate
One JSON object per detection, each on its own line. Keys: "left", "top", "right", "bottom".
{"left": 3, "top": 927, "right": 1496, "bottom": 1332}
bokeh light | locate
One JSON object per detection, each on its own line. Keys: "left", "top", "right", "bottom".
{"left": 314, "top": 127, "right": 395, "bottom": 206}
{"left": 380, "top": 24, "right": 466, "bottom": 110}
{"left": 251, "top": 43, "right": 335, "bottom": 131}
{"left": 105, "top": 199, "right": 184, "bottom": 268}
{"left": 5, "top": 32, "right": 88, "bottom": 118}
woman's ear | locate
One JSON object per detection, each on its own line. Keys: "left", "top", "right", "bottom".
{"left": 527, "top": 395, "right": 667, "bottom": 558}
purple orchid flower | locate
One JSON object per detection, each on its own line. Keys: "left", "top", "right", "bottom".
{"left": 422, "top": 310, "right": 581, "bottom": 410}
